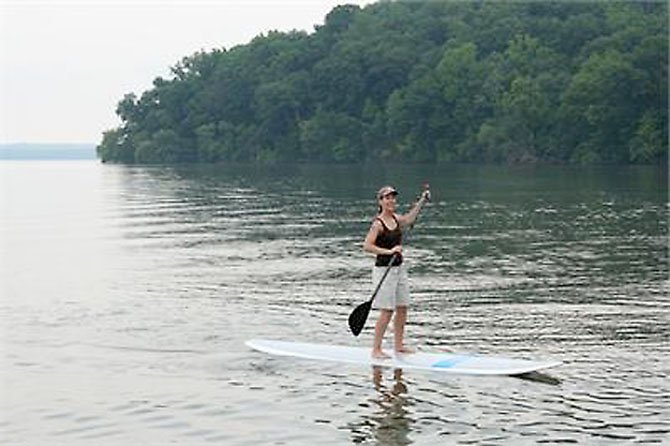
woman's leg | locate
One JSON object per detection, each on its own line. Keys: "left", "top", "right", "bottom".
{"left": 394, "top": 306, "right": 413, "bottom": 353}
{"left": 372, "top": 309, "right": 393, "bottom": 358}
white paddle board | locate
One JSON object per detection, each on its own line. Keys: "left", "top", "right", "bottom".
{"left": 246, "top": 339, "right": 560, "bottom": 376}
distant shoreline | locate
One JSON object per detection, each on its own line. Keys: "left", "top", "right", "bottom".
{"left": 0, "top": 143, "right": 96, "bottom": 160}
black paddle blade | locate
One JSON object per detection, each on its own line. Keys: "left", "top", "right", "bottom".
{"left": 348, "top": 300, "right": 372, "bottom": 336}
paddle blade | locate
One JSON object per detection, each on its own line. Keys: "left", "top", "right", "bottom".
{"left": 348, "top": 300, "right": 372, "bottom": 336}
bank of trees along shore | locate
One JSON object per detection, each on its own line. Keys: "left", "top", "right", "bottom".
{"left": 97, "top": 1, "right": 668, "bottom": 165}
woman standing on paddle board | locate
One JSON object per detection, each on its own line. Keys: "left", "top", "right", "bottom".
{"left": 363, "top": 185, "right": 430, "bottom": 359}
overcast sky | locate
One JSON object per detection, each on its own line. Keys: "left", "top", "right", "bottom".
{"left": 0, "top": 0, "right": 374, "bottom": 144}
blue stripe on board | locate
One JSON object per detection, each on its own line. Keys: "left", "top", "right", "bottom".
{"left": 432, "top": 356, "right": 468, "bottom": 369}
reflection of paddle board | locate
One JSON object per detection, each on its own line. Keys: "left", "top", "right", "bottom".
{"left": 247, "top": 339, "right": 560, "bottom": 376}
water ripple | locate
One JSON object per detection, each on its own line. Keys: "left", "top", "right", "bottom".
{"left": 1, "top": 162, "right": 667, "bottom": 445}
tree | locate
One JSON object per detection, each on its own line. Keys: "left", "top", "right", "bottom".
{"left": 299, "top": 110, "right": 363, "bottom": 162}
{"left": 562, "top": 50, "right": 643, "bottom": 163}
{"left": 96, "top": 1, "right": 667, "bottom": 165}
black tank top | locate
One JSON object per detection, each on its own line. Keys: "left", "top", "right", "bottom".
{"left": 374, "top": 215, "right": 403, "bottom": 267}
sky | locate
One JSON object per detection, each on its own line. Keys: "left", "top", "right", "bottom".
{"left": 0, "top": 0, "right": 374, "bottom": 144}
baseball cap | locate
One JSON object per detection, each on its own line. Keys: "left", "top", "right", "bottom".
{"left": 377, "top": 185, "right": 398, "bottom": 199}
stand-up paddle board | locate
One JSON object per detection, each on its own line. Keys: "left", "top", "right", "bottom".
{"left": 246, "top": 339, "right": 560, "bottom": 376}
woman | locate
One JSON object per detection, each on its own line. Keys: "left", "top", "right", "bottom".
{"left": 363, "top": 185, "right": 430, "bottom": 359}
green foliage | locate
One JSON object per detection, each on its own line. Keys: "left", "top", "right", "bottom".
{"left": 98, "top": 1, "right": 668, "bottom": 165}
{"left": 300, "top": 109, "right": 363, "bottom": 162}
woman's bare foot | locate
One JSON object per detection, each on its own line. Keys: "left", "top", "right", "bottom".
{"left": 371, "top": 349, "right": 391, "bottom": 360}
{"left": 395, "top": 346, "right": 415, "bottom": 354}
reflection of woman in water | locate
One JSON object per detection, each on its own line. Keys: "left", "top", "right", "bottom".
{"left": 373, "top": 367, "right": 408, "bottom": 396}
{"left": 370, "top": 367, "right": 412, "bottom": 445}
{"left": 347, "top": 367, "right": 412, "bottom": 444}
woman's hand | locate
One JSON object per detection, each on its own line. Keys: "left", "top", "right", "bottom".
{"left": 421, "top": 189, "right": 431, "bottom": 202}
{"left": 389, "top": 245, "right": 403, "bottom": 255}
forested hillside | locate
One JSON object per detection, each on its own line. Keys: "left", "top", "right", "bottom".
{"left": 97, "top": 1, "right": 668, "bottom": 164}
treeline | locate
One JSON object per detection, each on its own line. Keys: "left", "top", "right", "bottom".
{"left": 98, "top": 1, "right": 668, "bottom": 165}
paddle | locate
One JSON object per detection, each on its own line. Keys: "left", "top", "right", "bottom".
{"left": 348, "top": 184, "right": 430, "bottom": 336}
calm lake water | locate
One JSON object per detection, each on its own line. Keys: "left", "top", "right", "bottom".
{"left": 1, "top": 160, "right": 668, "bottom": 445}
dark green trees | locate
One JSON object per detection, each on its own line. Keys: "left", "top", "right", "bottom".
{"left": 97, "top": 1, "right": 668, "bottom": 165}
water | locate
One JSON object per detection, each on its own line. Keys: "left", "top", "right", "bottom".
{"left": 1, "top": 160, "right": 668, "bottom": 444}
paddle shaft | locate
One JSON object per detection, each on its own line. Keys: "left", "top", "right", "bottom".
{"left": 367, "top": 252, "right": 400, "bottom": 305}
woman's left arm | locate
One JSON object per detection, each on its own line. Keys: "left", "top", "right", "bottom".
{"left": 398, "top": 190, "right": 430, "bottom": 229}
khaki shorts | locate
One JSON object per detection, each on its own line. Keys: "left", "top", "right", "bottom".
{"left": 371, "top": 263, "right": 410, "bottom": 310}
